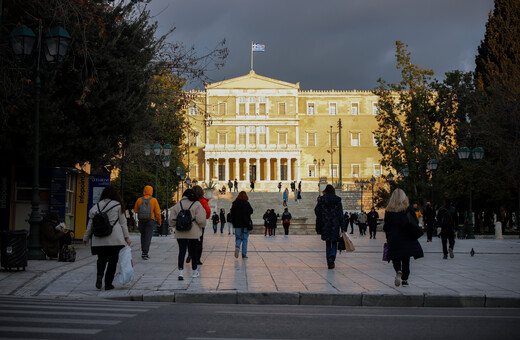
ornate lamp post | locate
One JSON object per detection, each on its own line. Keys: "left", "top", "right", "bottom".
{"left": 427, "top": 159, "right": 438, "bottom": 205}
{"left": 457, "top": 147, "right": 484, "bottom": 239}
{"left": 313, "top": 158, "right": 326, "bottom": 192}
{"left": 10, "top": 22, "right": 71, "bottom": 260}
{"left": 144, "top": 143, "right": 171, "bottom": 197}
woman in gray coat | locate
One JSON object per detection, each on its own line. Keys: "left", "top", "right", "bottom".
{"left": 83, "top": 186, "right": 131, "bottom": 291}
{"left": 169, "top": 189, "right": 207, "bottom": 280}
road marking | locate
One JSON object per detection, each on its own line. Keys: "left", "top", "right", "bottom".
{"left": 0, "top": 303, "right": 149, "bottom": 313}
{"left": 0, "top": 326, "right": 100, "bottom": 335}
{"left": 0, "top": 316, "right": 120, "bottom": 325}
{"left": 215, "top": 311, "right": 520, "bottom": 319}
{"left": 0, "top": 309, "right": 136, "bottom": 318}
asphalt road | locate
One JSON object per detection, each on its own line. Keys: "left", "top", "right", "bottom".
{"left": 0, "top": 297, "right": 519, "bottom": 339}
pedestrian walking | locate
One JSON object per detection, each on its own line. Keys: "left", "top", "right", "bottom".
{"left": 282, "top": 208, "right": 292, "bottom": 237}
{"left": 349, "top": 212, "right": 358, "bottom": 234}
{"left": 227, "top": 211, "right": 234, "bottom": 235}
{"left": 291, "top": 181, "right": 295, "bottom": 192}
{"left": 228, "top": 179, "right": 233, "bottom": 192}
{"left": 83, "top": 185, "right": 131, "bottom": 290}
{"left": 234, "top": 179, "right": 238, "bottom": 192}
{"left": 169, "top": 189, "right": 206, "bottom": 280}
{"left": 230, "top": 191, "right": 254, "bottom": 259}
{"left": 134, "top": 185, "right": 161, "bottom": 260}
{"left": 250, "top": 180, "right": 255, "bottom": 192}
{"left": 298, "top": 181, "right": 302, "bottom": 192}
{"left": 187, "top": 185, "right": 210, "bottom": 265}
{"left": 283, "top": 188, "right": 289, "bottom": 207}
{"left": 358, "top": 210, "right": 367, "bottom": 235}
{"left": 383, "top": 188, "right": 424, "bottom": 287}
{"left": 211, "top": 211, "right": 219, "bottom": 234}
{"left": 219, "top": 208, "right": 227, "bottom": 234}
{"left": 269, "top": 209, "right": 278, "bottom": 236}
{"left": 367, "top": 207, "right": 379, "bottom": 239}
{"left": 314, "top": 184, "right": 346, "bottom": 269}
{"left": 424, "top": 201, "right": 436, "bottom": 242}
{"left": 263, "top": 209, "right": 271, "bottom": 236}
{"left": 296, "top": 189, "right": 302, "bottom": 204}
{"left": 437, "top": 198, "right": 457, "bottom": 259}
{"left": 294, "top": 188, "right": 298, "bottom": 202}
{"left": 277, "top": 182, "right": 282, "bottom": 192}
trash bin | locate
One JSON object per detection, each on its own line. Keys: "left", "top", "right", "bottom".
{"left": 457, "top": 225, "right": 465, "bottom": 239}
{"left": 0, "top": 230, "right": 28, "bottom": 271}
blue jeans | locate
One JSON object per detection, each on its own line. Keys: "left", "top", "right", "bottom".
{"left": 220, "top": 222, "right": 225, "bottom": 233}
{"left": 213, "top": 223, "right": 218, "bottom": 233}
{"left": 325, "top": 240, "right": 337, "bottom": 261}
{"left": 235, "top": 228, "right": 249, "bottom": 256}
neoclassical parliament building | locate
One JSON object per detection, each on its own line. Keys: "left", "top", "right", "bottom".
{"left": 183, "top": 70, "right": 389, "bottom": 191}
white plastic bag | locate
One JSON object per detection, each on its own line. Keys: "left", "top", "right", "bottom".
{"left": 118, "top": 246, "right": 134, "bottom": 285}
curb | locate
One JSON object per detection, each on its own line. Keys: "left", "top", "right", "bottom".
{"left": 108, "top": 292, "right": 520, "bottom": 308}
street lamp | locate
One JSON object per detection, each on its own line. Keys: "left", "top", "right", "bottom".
{"left": 457, "top": 147, "right": 484, "bottom": 239}
{"left": 313, "top": 158, "right": 326, "bottom": 192}
{"left": 10, "top": 22, "right": 71, "bottom": 260}
{"left": 175, "top": 166, "right": 182, "bottom": 202}
{"left": 427, "top": 159, "right": 438, "bottom": 205}
{"left": 370, "top": 176, "right": 376, "bottom": 207}
{"left": 144, "top": 143, "right": 171, "bottom": 197}
{"left": 180, "top": 170, "right": 186, "bottom": 194}
{"left": 161, "top": 156, "right": 171, "bottom": 233}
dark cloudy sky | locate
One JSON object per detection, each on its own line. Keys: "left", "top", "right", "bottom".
{"left": 144, "top": 0, "right": 494, "bottom": 91}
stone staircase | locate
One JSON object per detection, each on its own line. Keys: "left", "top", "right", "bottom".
{"left": 204, "top": 190, "right": 382, "bottom": 235}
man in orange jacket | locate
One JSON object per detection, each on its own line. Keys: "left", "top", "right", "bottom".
{"left": 134, "top": 185, "right": 161, "bottom": 260}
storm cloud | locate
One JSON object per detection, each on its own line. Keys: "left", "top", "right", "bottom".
{"left": 145, "top": 0, "right": 493, "bottom": 91}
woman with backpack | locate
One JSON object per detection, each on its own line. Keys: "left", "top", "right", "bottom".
{"left": 83, "top": 185, "right": 131, "bottom": 290}
{"left": 230, "top": 191, "right": 254, "bottom": 258}
{"left": 169, "top": 189, "right": 207, "bottom": 280}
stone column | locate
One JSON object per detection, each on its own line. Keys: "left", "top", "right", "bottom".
{"left": 205, "top": 159, "right": 210, "bottom": 181}
{"left": 296, "top": 158, "right": 301, "bottom": 182}
{"left": 277, "top": 158, "right": 281, "bottom": 181}
{"left": 235, "top": 159, "right": 240, "bottom": 181}
{"left": 267, "top": 158, "right": 271, "bottom": 181}
{"left": 225, "top": 158, "right": 229, "bottom": 181}
{"left": 245, "top": 158, "right": 250, "bottom": 182}
{"left": 288, "top": 158, "right": 292, "bottom": 181}
{"left": 256, "top": 159, "right": 260, "bottom": 182}
{"left": 214, "top": 159, "right": 219, "bottom": 180}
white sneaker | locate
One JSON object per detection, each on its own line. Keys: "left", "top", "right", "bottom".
{"left": 178, "top": 270, "right": 183, "bottom": 281}
{"left": 192, "top": 270, "right": 200, "bottom": 278}
{"left": 395, "top": 271, "right": 402, "bottom": 287}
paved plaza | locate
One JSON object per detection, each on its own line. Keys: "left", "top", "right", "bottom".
{"left": 1, "top": 232, "right": 519, "bottom": 307}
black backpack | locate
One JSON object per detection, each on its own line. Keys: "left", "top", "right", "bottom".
{"left": 436, "top": 206, "right": 453, "bottom": 230}
{"left": 92, "top": 201, "right": 120, "bottom": 237}
{"left": 176, "top": 201, "right": 195, "bottom": 231}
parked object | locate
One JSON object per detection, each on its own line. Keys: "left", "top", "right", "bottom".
{"left": 0, "top": 230, "right": 28, "bottom": 271}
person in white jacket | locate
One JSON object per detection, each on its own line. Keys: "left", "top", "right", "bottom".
{"left": 83, "top": 186, "right": 131, "bottom": 290}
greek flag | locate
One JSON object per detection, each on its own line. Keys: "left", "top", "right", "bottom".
{"left": 252, "top": 43, "right": 265, "bottom": 52}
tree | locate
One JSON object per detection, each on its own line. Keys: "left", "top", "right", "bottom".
{"left": 474, "top": 0, "right": 520, "bottom": 228}
{"left": 373, "top": 42, "right": 467, "bottom": 206}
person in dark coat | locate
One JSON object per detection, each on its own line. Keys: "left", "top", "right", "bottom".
{"left": 281, "top": 208, "right": 292, "bottom": 237}
{"left": 219, "top": 208, "right": 227, "bottom": 234}
{"left": 383, "top": 188, "right": 424, "bottom": 287}
{"left": 211, "top": 212, "right": 219, "bottom": 234}
{"left": 314, "top": 184, "right": 346, "bottom": 269}
{"left": 41, "top": 212, "right": 74, "bottom": 259}
{"left": 230, "top": 191, "right": 254, "bottom": 258}
{"left": 349, "top": 212, "right": 357, "bottom": 234}
{"left": 263, "top": 209, "right": 271, "bottom": 236}
{"left": 367, "top": 207, "right": 379, "bottom": 239}
{"left": 268, "top": 209, "right": 278, "bottom": 236}
{"left": 423, "top": 201, "right": 436, "bottom": 242}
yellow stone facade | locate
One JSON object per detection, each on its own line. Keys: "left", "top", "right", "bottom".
{"left": 183, "top": 70, "right": 387, "bottom": 191}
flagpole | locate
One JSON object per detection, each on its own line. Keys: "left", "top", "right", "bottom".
{"left": 251, "top": 41, "right": 253, "bottom": 70}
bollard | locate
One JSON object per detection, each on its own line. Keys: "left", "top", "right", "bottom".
{"left": 495, "top": 221, "right": 503, "bottom": 240}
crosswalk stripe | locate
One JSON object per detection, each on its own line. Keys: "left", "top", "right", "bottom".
{"left": 0, "top": 316, "right": 120, "bottom": 325}
{"left": 0, "top": 298, "right": 161, "bottom": 308}
{"left": 0, "top": 303, "right": 149, "bottom": 312}
{"left": 0, "top": 326, "right": 101, "bottom": 335}
{"left": 0, "top": 309, "right": 136, "bottom": 318}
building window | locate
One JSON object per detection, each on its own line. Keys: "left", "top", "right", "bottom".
{"left": 374, "top": 164, "right": 382, "bottom": 177}
{"left": 372, "top": 102, "right": 379, "bottom": 115}
{"left": 258, "top": 126, "right": 266, "bottom": 144}
{"left": 247, "top": 126, "right": 256, "bottom": 145}
{"left": 190, "top": 165, "right": 198, "bottom": 179}
{"left": 329, "top": 103, "right": 337, "bottom": 115}
{"left": 352, "top": 164, "right": 360, "bottom": 178}
{"left": 259, "top": 97, "right": 266, "bottom": 115}
{"left": 351, "top": 132, "right": 360, "bottom": 146}
{"left": 190, "top": 132, "right": 198, "bottom": 146}
{"left": 239, "top": 97, "right": 246, "bottom": 115}
{"left": 279, "top": 102, "right": 286, "bottom": 115}
{"left": 248, "top": 97, "right": 256, "bottom": 115}
{"left": 330, "top": 132, "right": 339, "bottom": 147}
{"left": 308, "top": 165, "right": 316, "bottom": 177}
{"left": 238, "top": 126, "right": 246, "bottom": 144}
{"left": 189, "top": 106, "right": 196, "bottom": 115}
{"left": 307, "top": 102, "right": 315, "bottom": 115}
{"left": 218, "top": 102, "right": 226, "bottom": 115}
{"left": 307, "top": 132, "right": 316, "bottom": 146}
{"left": 218, "top": 132, "right": 226, "bottom": 145}
{"left": 352, "top": 103, "right": 359, "bottom": 115}
{"left": 278, "top": 132, "right": 287, "bottom": 145}
{"left": 330, "top": 165, "right": 338, "bottom": 178}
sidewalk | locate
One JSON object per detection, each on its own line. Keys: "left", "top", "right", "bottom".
{"left": 1, "top": 232, "right": 520, "bottom": 307}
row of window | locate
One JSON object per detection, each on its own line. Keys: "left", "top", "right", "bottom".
{"left": 189, "top": 100, "right": 379, "bottom": 115}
